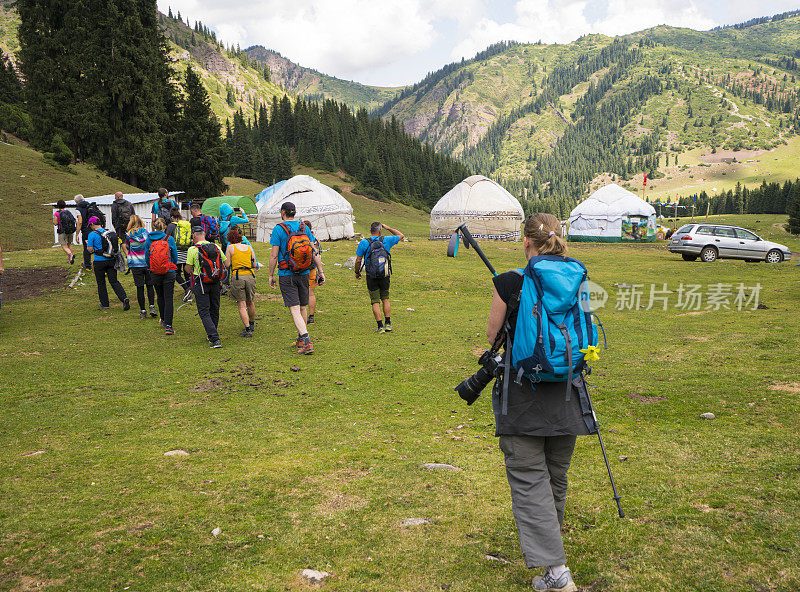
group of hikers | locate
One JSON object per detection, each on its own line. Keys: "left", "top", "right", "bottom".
{"left": 48, "top": 194, "right": 597, "bottom": 590}
{"left": 52, "top": 192, "right": 404, "bottom": 352}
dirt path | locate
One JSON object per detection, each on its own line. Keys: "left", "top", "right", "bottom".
{"left": 549, "top": 102, "right": 570, "bottom": 125}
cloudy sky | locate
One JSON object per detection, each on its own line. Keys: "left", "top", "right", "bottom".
{"left": 157, "top": 0, "right": 800, "bottom": 87}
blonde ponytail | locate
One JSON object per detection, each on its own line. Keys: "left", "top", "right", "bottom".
{"left": 524, "top": 213, "right": 566, "bottom": 256}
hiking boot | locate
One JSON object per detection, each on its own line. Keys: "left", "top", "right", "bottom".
{"left": 165, "top": 326, "right": 175, "bottom": 336}
{"left": 294, "top": 337, "right": 304, "bottom": 349}
{"left": 122, "top": 298, "right": 131, "bottom": 311}
{"left": 149, "top": 305, "right": 157, "bottom": 318}
{"left": 210, "top": 339, "right": 222, "bottom": 349}
{"left": 139, "top": 310, "right": 147, "bottom": 320}
{"left": 307, "top": 314, "right": 315, "bottom": 324}
{"left": 384, "top": 322, "right": 392, "bottom": 332}
{"left": 99, "top": 305, "right": 110, "bottom": 310}
{"left": 69, "top": 254, "right": 75, "bottom": 265}
{"left": 297, "top": 341, "right": 314, "bottom": 355}
{"left": 375, "top": 326, "right": 386, "bottom": 334}
{"left": 239, "top": 328, "right": 253, "bottom": 337}
{"left": 532, "top": 568, "right": 577, "bottom": 592}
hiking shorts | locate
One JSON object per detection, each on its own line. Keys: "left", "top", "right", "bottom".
{"left": 366, "top": 276, "right": 390, "bottom": 304}
{"left": 278, "top": 274, "right": 309, "bottom": 307}
{"left": 57, "top": 232, "right": 72, "bottom": 246}
{"left": 131, "top": 267, "right": 151, "bottom": 287}
{"left": 230, "top": 274, "right": 256, "bottom": 302}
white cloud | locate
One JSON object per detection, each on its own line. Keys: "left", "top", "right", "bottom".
{"left": 160, "top": 0, "right": 485, "bottom": 81}
{"left": 450, "top": 0, "right": 717, "bottom": 60}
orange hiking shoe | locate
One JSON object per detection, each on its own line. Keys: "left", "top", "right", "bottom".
{"left": 297, "top": 341, "right": 314, "bottom": 355}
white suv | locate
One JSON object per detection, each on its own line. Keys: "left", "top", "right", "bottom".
{"left": 668, "top": 224, "right": 792, "bottom": 263}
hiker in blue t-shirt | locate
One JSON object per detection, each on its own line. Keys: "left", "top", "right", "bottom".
{"left": 151, "top": 187, "right": 178, "bottom": 225}
{"left": 86, "top": 216, "right": 130, "bottom": 311}
{"left": 268, "top": 201, "right": 325, "bottom": 354}
{"left": 354, "top": 221, "right": 404, "bottom": 333}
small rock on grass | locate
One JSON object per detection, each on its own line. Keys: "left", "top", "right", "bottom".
{"left": 484, "top": 553, "right": 511, "bottom": 564}
{"left": 22, "top": 450, "right": 46, "bottom": 457}
{"left": 421, "top": 463, "right": 461, "bottom": 471}
{"left": 700, "top": 412, "right": 716, "bottom": 420}
{"left": 344, "top": 256, "right": 356, "bottom": 269}
{"left": 290, "top": 365, "right": 301, "bottom": 372}
{"left": 402, "top": 518, "right": 431, "bottom": 526}
{"left": 211, "top": 527, "right": 221, "bottom": 537}
{"left": 164, "top": 449, "right": 190, "bottom": 456}
{"left": 301, "top": 569, "right": 331, "bottom": 583}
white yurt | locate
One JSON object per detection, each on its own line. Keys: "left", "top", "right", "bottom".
{"left": 568, "top": 184, "right": 656, "bottom": 242}
{"left": 255, "top": 175, "right": 355, "bottom": 242}
{"left": 45, "top": 191, "right": 184, "bottom": 245}
{"left": 430, "top": 175, "right": 524, "bottom": 240}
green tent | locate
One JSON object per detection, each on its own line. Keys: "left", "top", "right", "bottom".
{"left": 201, "top": 196, "right": 258, "bottom": 216}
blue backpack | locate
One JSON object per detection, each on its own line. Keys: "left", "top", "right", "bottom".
{"left": 505, "top": 255, "right": 599, "bottom": 405}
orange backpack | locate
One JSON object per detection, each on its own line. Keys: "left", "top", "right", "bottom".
{"left": 149, "top": 239, "right": 176, "bottom": 274}
{"left": 278, "top": 221, "right": 314, "bottom": 272}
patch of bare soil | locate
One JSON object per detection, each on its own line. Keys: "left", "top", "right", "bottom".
{"left": 700, "top": 148, "right": 764, "bottom": 163}
{"left": 768, "top": 382, "right": 800, "bottom": 395}
{"left": 1, "top": 267, "right": 71, "bottom": 302}
{"left": 11, "top": 575, "right": 65, "bottom": 592}
{"left": 627, "top": 393, "right": 668, "bottom": 404}
{"left": 253, "top": 293, "right": 283, "bottom": 302}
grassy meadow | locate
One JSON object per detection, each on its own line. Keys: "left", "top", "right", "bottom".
{"left": 1, "top": 213, "right": 798, "bottom": 592}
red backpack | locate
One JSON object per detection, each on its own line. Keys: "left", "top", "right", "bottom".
{"left": 149, "top": 239, "right": 176, "bottom": 274}
{"left": 278, "top": 221, "right": 314, "bottom": 272}
{"left": 197, "top": 242, "right": 224, "bottom": 284}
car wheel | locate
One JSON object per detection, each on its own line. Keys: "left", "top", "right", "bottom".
{"left": 700, "top": 246, "right": 718, "bottom": 262}
{"left": 765, "top": 249, "right": 783, "bottom": 263}
{"left": 681, "top": 254, "right": 698, "bottom": 261}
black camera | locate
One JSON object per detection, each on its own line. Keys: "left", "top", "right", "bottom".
{"left": 455, "top": 349, "right": 503, "bottom": 405}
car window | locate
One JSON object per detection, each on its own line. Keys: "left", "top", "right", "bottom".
{"left": 695, "top": 226, "right": 714, "bottom": 235}
{"left": 714, "top": 227, "right": 737, "bottom": 238}
{"left": 677, "top": 225, "right": 694, "bottom": 233}
{"left": 735, "top": 228, "right": 758, "bottom": 240}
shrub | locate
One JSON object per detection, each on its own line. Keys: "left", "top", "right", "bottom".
{"left": 0, "top": 103, "right": 33, "bottom": 140}
{"left": 44, "top": 134, "right": 73, "bottom": 166}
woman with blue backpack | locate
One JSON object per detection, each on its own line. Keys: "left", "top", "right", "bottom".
{"left": 145, "top": 218, "right": 178, "bottom": 335}
{"left": 485, "top": 213, "right": 599, "bottom": 592}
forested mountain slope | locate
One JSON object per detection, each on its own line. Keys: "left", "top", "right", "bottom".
{"left": 379, "top": 12, "right": 800, "bottom": 215}
{"left": 245, "top": 45, "right": 398, "bottom": 110}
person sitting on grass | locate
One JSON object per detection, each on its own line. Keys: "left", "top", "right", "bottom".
{"left": 225, "top": 226, "right": 259, "bottom": 337}
{"left": 145, "top": 218, "right": 178, "bottom": 336}
{"left": 53, "top": 200, "right": 76, "bottom": 265}
{"left": 268, "top": 201, "right": 325, "bottom": 355}
{"left": 304, "top": 220, "right": 322, "bottom": 324}
{"left": 124, "top": 215, "right": 156, "bottom": 319}
{"left": 185, "top": 226, "right": 226, "bottom": 349}
{"left": 354, "top": 221, "right": 404, "bottom": 333}
{"left": 86, "top": 216, "right": 130, "bottom": 311}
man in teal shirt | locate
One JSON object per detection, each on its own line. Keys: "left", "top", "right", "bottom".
{"left": 86, "top": 216, "right": 130, "bottom": 310}
{"left": 268, "top": 202, "right": 325, "bottom": 354}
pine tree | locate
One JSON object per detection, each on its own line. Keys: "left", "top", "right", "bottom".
{"left": 788, "top": 183, "right": 800, "bottom": 234}
{"left": 171, "top": 66, "right": 228, "bottom": 198}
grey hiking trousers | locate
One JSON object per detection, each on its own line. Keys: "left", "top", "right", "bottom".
{"left": 499, "top": 434, "right": 577, "bottom": 568}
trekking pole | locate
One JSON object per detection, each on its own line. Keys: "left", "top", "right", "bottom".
{"left": 584, "top": 387, "right": 625, "bottom": 518}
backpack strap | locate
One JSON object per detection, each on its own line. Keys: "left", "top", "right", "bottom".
{"left": 499, "top": 269, "right": 524, "bottom": 416}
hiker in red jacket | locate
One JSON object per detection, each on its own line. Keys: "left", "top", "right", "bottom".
{"left": 145, "top": 218, "right": 178, "bottom": 335}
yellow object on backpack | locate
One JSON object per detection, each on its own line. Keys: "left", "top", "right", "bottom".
{"left": 175, "top": 220, "right": 192, "bottom": 249}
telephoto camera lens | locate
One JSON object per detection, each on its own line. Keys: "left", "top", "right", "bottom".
{"left": 454, "top": 350, "right": 501, "bottom": 405}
